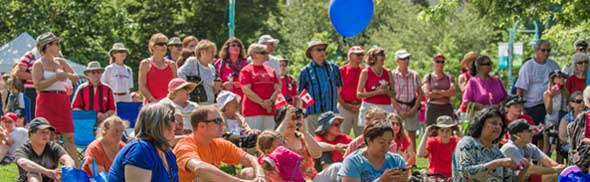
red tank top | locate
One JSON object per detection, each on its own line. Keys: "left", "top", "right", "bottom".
{"left": 363, "top": 67, "right": 392, "bottom": 105}
{"left": 146, "top": 59, "right": 174, "bottom": 102}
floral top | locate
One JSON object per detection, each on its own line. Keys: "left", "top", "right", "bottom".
{"left": 452, "top": 136, "right": 516, "bottom": 182}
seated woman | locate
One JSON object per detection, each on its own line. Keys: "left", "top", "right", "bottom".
{"left": 417, "top": 115, "right": 461, "bottom": 179}
{"left": 452, "top": 107, "right": 526, "bottom": 181}
{"left": 314, "top": 112, "right": 352, "bottom": 170}
{"left": 15, "top": 118, "right": 76, "bottom": 182}
{"left": 108, "top": 103, "right": 179, "bottom": 182}
{"left": 339, "top": 122, "right": 408, "bottom": 182}
{"left": 82, "top": 115, "right": 128, "bottom": 176}
{"left": 566, "top": 86, "right": 590, "bottom": 171}
{"left": 343, "top": 107, "right": 392, "bottom": 158}
{"left": 389, "top": 113, "right": 416, "bottom": 169}
{"left": 275, "top": 106, "right": 322, "bottom": 180}
{"left": 557, "top": 91, "right": 584, "bottom": 163}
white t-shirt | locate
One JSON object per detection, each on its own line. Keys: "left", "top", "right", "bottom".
{"left": 515, "top": 59, "right": 560, "bottom": 108}
{"left": 178, "top": 57, "right": 216, "bottom": 104}
{"left": 101, "top": 63, "right": 134, "bottom": 93}
{"left": 159, "top": 98, "right": 199, "bottom": 130}
{"left": 7, "top": 127, "right": 28, "bottom": 159}
{"left": 225, "top": 118, "right": 242, "bottom": 136}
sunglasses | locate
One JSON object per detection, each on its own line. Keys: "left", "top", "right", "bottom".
{"left": 48, "top": 41, "right": 60, "bottom": 46}
{"left": 314, "top": 48, "right": 326, "bottom": 52}
{"left": 571, "top": 99, "right": 584, "bottom": 104}
{"left": 352, "top": 53, "right": 364, "bottom": 56}
{"left": 479, "top": 62, "right": 492, "bottom": 66}
{"left": 229, "top": 43, "right": 241, "bottom": 47}
{"left": 256, "top": 51, "right": 269, "bottom": 55}
{"left": 398, "top": 57, "right": 409, "bottom": 61}
{"left": 331, "top": 121, "right": 341, "bottom": 127}
{"left": 206, "top": 117, "right": 224, "bottom": 125}
{"left": 434, "top": 60, "right": 445, "bottom": 64}
{"left": 391, "top": 122, "right": 401, "bottom": 126}
{"left": 539, "top": 48, "right": 551, "bottom": 53}
{"left": 577, "top": 60, "right": 589, "bottom": 65}
{"left": 154, "top": 42, "right": 168, "bottom": 47}
{"left": 113, "top": 50, "right": 127, "bottom": 54}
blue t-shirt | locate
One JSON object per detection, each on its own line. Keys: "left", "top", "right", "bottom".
{"left": 108, "top": 140, "right": 179, "bottom": 182}
{"left": 338, "top": 149, "right": 406, "bottom": 182}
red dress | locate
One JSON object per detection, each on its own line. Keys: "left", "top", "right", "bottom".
{"left": 145, "top": 59, "right": 174, "bottom": 103}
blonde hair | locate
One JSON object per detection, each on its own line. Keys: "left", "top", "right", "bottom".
{"left": 148, "top": 33, "right": 168, "bottom": 54}
{"left": 256, "top": 130, "right": 281, "bottom": 154}
{"left": 247, "top": 43, "right": 267, "bottom": 57}
{"left": 133, "top": 102, "right": 175, "bottom": 151}
{"left": 182, "top": 36, "right": 198, "bottom": 48}
{"left": 98, "top": 115, "right": 129, "bottom": 138}
{"left": 194, "top": 39, "right": 217, "bottom": 59}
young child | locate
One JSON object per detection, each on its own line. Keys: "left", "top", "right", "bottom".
{"left": 217, "top": 91, "right": 259, "bottom": 152}
{"left": 256, "top": 131, "right": 305, "bottom": 182}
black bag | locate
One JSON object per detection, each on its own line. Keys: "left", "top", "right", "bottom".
{"left": 185, "top": 75, "right": 208, "bottom": 103}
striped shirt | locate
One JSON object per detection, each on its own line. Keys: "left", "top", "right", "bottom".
{"left": 297, "top": 61, "right": 343, "bottom": 115}
{"left": 392, "top": 68, "right": 421, "bottom": 112}
{"left": 72, "top": 81, "right": 116, "bottom": 113}
{"left": 17, "top": 50, "right": 40, "bottom": 89}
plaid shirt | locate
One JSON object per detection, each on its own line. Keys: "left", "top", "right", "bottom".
{"left": 392, "top": 68, "right": 421, "bottom": 112}
{"left": 297, "top": 61, "right": 343, "bottom": 115}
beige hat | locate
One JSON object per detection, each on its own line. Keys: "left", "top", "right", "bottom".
{"left": 434, "top": 115, "right": 457, "bottom": 128}
{"left": 109, "top": 43, "right": 129, "bottom": 56}
{"left": 168, "top": 78, "right": 198, "bottom": 93}
{"left": 36, "top": 32, "right": 63, "bottom": 51}
{"left": 305, "top": 40, "right": 328, "bottom": 59}
{"left": 168, "top": 37, "right": 182, "bottom": 46}
{"left": 84, "top": 61, "right": 104, "bottom": 75}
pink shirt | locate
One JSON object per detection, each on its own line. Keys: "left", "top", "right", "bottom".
{"left": 462, "top": 76, "right": 507, "bottom": 106}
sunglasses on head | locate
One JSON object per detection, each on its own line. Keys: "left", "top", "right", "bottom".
{"left": 154, "top": 42, "right": 168, "bottom": 47}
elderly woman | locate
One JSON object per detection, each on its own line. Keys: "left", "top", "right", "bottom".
{"left": 31, "top": 32, "right": 80, "bottom": 166}
{"left": 566, "top": 86, "right": 590, "bottom": 171}
{"left": 108, "top": 103, "right": 179, "bottom": 182}
{"left": 339, "top": 122, "right": 408, "bottom": 182}
{"left": 275, "top": 106, "right": 322, "bottom": 180}
{"left": 314, "top": 112, "right": 352, "bottom": 169}
{"left": 239, "top": 44, "right": 281, "bottom": 131}
{"left": 178, "top": 40, "right": 218, "bottom": 104}
{"left": 423, "top": 53, "right": 456, "bottom": 126}
{"left": 557, "top": 91, "right": 583, "bottom": 163}
{"left": 462, "top": 55, "right": 508, "bottom": 111}
{"left": 452, "top": 107, "right": 527, "bottom": 181}
{"left": 214, "top": 38, "right": 249, "bottom": 97}
{"left": 138, "top": 33, "right": 177, "bottom": 104}
{"left": 101, "top": 43, "right": 134, "bottom": 103}
{"left": 159, "top": 78, "right": 198, "bottom": 134}
{"left": 16, "top": 118, "right": 76, "bottom": 182}
{"left": 357, "top": 47, "right": 395, "bottom": 127}
{"left": 565, "top": 53, "right": 589, "bottom": 94}
{"left": 82, "top": 116, "right": 128, "bottom": 176}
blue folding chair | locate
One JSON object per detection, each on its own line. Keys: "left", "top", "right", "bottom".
{"left": 116, "top": 102, "right": 142, "bottom": 128}
{"left": 72, "top": 110, "right": 97, "bottom": 160}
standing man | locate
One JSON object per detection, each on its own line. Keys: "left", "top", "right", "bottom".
{"left": 338, "top": 46, "right": 364, "bottom": 136}
{"left": 257, "top": 35, "right": 281, "bottom": 76}
{"left": 15, "top": 48, "right": 41, "bottom": 121}
{"left": 391, "top": 49, "right": 423, "bottom": 151}
{"left": 515, "top": 40, "right": 560, "bottom": 128}
{"left": 72, "top": 61, "right": 116, "bottom": 123}
{"left": 298, "top": 40, "right": 343, "bottom": 134}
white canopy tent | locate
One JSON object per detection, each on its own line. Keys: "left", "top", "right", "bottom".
{"left": 0, "top": 32, "right": 86, "bottom": 74}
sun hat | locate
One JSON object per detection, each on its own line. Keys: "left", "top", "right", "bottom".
{"left": 434, "top": 115, "right": 457, "bottom": 128}
{"left": 168, "top": 37, "right": 182, "bottom": 46}
{"left": 315, "top": 111, "right": 344, "bottom": 133}
{"left": 168, "top": 78, "right": 198, "bottom": 93}
{"left": 258, "top": 35, "right": 279, "bottom": 45}
{"left": 216, "top": 90, "right": 241, "bottom": 110}
{"left": 305, "top": 40, "right": 328, "bottom": 59}
{"left": 83, "top": 61, "right": 104, "bottom": 75}
{"left": 109, "top": 43, "right": 129, "bottom": 56}
{"left": 36, "top": 32, "right": 63, "bottom": 51}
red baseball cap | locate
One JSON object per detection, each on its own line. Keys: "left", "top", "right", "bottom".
{"left": 1, "top": 112, "right": 18, "bottom": 122}
{"left": 348, "top": 46, "right": 364, "bottom": 54}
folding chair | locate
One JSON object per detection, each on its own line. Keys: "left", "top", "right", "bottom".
{"left": 116, "top": 102, "right": 142, "bottom": 128}
{"left": 72, "top": 110, "right": 97, "bottom": 161}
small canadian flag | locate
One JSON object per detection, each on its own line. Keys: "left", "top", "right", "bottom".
{"left": 275, "top": 93, "right": 288, "bottom": 108}
{"left": 300, "top": 89, "right": 315, "bottom": 106}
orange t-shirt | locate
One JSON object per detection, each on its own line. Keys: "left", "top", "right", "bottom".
{"left": 173, "top": 136, "right": 246, "bottom": 182}
{"left": 82, "top": 139, "right": 126, "bottom": 176}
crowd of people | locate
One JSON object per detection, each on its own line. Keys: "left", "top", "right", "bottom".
{"left": 1, "top": 31, "right": 590, "bottom": 182}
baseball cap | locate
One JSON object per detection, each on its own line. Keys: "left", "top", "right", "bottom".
{"left": 1, "top": 113, "right": 17, "bottom": 122}
{"left": 507, "top": 119, "right": 535, "bottom": 135}
{"left": 29, "top": 117, "right": 55, "bottom": 133}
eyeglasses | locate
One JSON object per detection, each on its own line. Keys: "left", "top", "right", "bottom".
{"left": 434, "top": 60, "right": 445, "bottom": 64}
{"left": 571, "top": 99, "right": 584, "bottom": 104}
{"left": 577, "top": 60, "right": 589, "bottom": 65}
{"left": 314, "top": 48, "right": 326, "bottom": 52}
{"left": 205, "top": 117, "right": 224, "bottom": 125}
{"left": 539, "top": 48, "right": 551, "bottom": 53}
{"left": 229, "top": 43, "right": 240, "bottom": 47}
{"left": 154, "top": 42, "right": 168, "bottom": 47}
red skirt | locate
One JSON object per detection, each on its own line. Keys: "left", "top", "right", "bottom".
{"left": 35, "top": 91, "right": 74, "bottom": 133}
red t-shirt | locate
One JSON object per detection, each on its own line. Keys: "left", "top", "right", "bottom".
{"left": 239, "top": 64, "right": 279, "bottom": 116}
{"left": 363, "top": 67, "right": 391, "bottom": 105}
{"left": 395, "top": 136, "right": 412, "bottom": 153}
{"left": 314, "top": 134, "right": 352, "bottom": 162}
{"left": 214, "top": 58, "right": 248, "bottom": 97}
{"left": 425, "top": 136, "right": 459, "bottom": 178}
{"left": 339, "top": 64, "right": 363, "bottom": 103}
{"left": 566, "top": 76, "right": 586, "bottom": 94}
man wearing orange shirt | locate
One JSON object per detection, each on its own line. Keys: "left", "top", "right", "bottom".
{"left": 173, "top": 105, "right": 265, "bottom": 182}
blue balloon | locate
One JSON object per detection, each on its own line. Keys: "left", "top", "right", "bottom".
{"left": 329, "top": 0, "right": 374, "bottom": 37}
